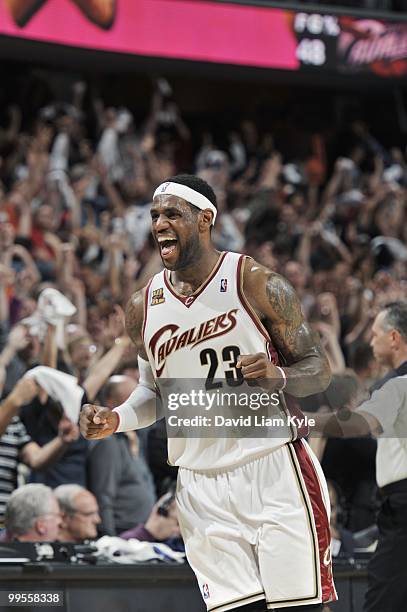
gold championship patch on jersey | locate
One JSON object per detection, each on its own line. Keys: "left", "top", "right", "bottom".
{"left": 151, "top": 288, "right": 165, "bottom": 306}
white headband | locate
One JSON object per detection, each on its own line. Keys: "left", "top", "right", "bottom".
{"left": 153, "top": 181, "right": 217, "bottom": 225}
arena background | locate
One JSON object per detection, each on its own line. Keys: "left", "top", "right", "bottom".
{"left": 0, "top": 1, "right": 406, "bottom": 611}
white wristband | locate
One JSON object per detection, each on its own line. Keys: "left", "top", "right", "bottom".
{"left": 276, "top": 366, "right": 287, "bottom": 391}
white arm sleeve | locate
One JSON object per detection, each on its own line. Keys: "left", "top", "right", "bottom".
{"left": 113, "top": 356, "right": 160, "bottom": 432}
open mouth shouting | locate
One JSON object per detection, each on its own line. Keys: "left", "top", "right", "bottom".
{"left": 157, "top": 235, "right": 179, "bottom": 261}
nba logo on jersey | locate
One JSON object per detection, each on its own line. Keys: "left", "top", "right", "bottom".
{"left": 202, "top": 584, "right": 210, "bottom": 599}
{"left": 220, "top": 278, "right": 228, "bottom": 292}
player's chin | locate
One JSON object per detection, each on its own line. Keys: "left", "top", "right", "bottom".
{"left": 160, "top": 246, "right": 180, "bottom": 269}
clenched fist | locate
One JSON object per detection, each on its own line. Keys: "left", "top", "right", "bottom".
{"left": 79, "top": 404, "right": 119, "bottom": 440}
{"left": 236, "top": 352, "right": 285, "bottom": 391}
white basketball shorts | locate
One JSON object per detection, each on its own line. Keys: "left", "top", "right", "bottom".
{"left": 176, "top": 439, "right": 337, "bottom": 611}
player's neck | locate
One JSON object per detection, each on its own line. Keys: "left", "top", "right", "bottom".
{"left": 170, "top": 248, "right": 221, "bottom": 293}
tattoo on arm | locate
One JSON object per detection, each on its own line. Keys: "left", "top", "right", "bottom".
{"left": 125, "top": 290, "right": 148, "bottom": 360}
{"left": 265, "top": 272, "right": 304, "bottom": 360}
{"left": 265, "top": 272, "right": 331, "bottom": 395}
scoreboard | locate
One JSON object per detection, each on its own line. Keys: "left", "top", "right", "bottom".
{"left": 0, "top": 0, "right": 406, "bottom": 78}
{"left": 293, "top": 11, "right": 407, "bottom": 77}
{"left": 294, "top": 12, "right": 340, "bottom": 68}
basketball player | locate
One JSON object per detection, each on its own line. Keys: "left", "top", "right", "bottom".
{"left": 80, "top": 175, "right": 336, "bottom": 611}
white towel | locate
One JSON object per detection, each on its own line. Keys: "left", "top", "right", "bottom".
{"left": 25, "top": 366, "right": 84, "bottom": 422}
{"left": 94, "top": 536, "right": 185, "bottom": 564}
{"left": 22, "top": 288, "right": 76, "bottom": 349}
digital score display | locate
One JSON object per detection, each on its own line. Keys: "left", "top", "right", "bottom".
{"left": 292, "top": 11, "right": 407, "bottom": 77}
{"left": 294, "top": 13, "right": 340, "bottom": 67}
{"left": 0, "top": 0, "right": 406, "bottom": 78}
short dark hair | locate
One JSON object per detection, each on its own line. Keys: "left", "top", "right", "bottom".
{"left": 115, "top": 359, "right": 138, "bottom": 376}
{"left": 382, "top": 301, "right": 407, "bottom": 342}
{"left": 101, "top": 376, "right": 123, "bottom": 404}
{"left": 165, "top": 174, "right": 217, "bottom": 209}
{"left": 350, "top": 343, "right": 374, "bottom": 373}
{"left": 323, "top": 370, "right": 360, "bottom": 410}
{"left": 101, "top": 375, "right": 135, "bottom": 405}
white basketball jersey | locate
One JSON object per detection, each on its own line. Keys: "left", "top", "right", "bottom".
{"left": 143, "top": 251, "right": 293, "bottom": 470}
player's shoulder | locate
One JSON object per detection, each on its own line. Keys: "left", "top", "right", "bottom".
{"left": 242, "top": 256, "right": 287, "bottom": 293}
{"left": 126, "top": 286, "right": 145, "bottom": 312}
{"left": 242, "top": 257, "right": 299, "bottom": 316}
{"left": 125, "top": 283, "right": 151, "bottom": 335}
{"left": 126, "top": 270, "right": 161, "bottom": 307}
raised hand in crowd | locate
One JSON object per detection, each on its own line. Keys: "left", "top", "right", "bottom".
{"left": 0, "top": 223, "right": 16, "bottom": 263}
{"left": 315, "top": 292, "right": 341, "bottom": 339}
{"left": 99, "top": 304, "right": 126, "bottom": 349}
{"left": 0, "top": 376, "right": 39, "bottom": 435}
{"left": 0, "top": 325, "right": 31, "bottom": 395}
{"left": 58, "top": 415, "right": 80, "bottom": 444}
{"left": 314, "top": 321, "right": 346, "bottom": 373}
{"left": 3, "top": 324, "right": 30, "bottom": 355}
{"left": 82, "top": 333, "right": 131, "bottom": 402}
{"left": 0, "top": 262, "right": 15, "bottom": 291}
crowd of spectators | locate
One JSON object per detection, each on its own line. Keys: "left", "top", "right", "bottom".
{"left": 0, "top": 75, "right": 405, "bottom": 556}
